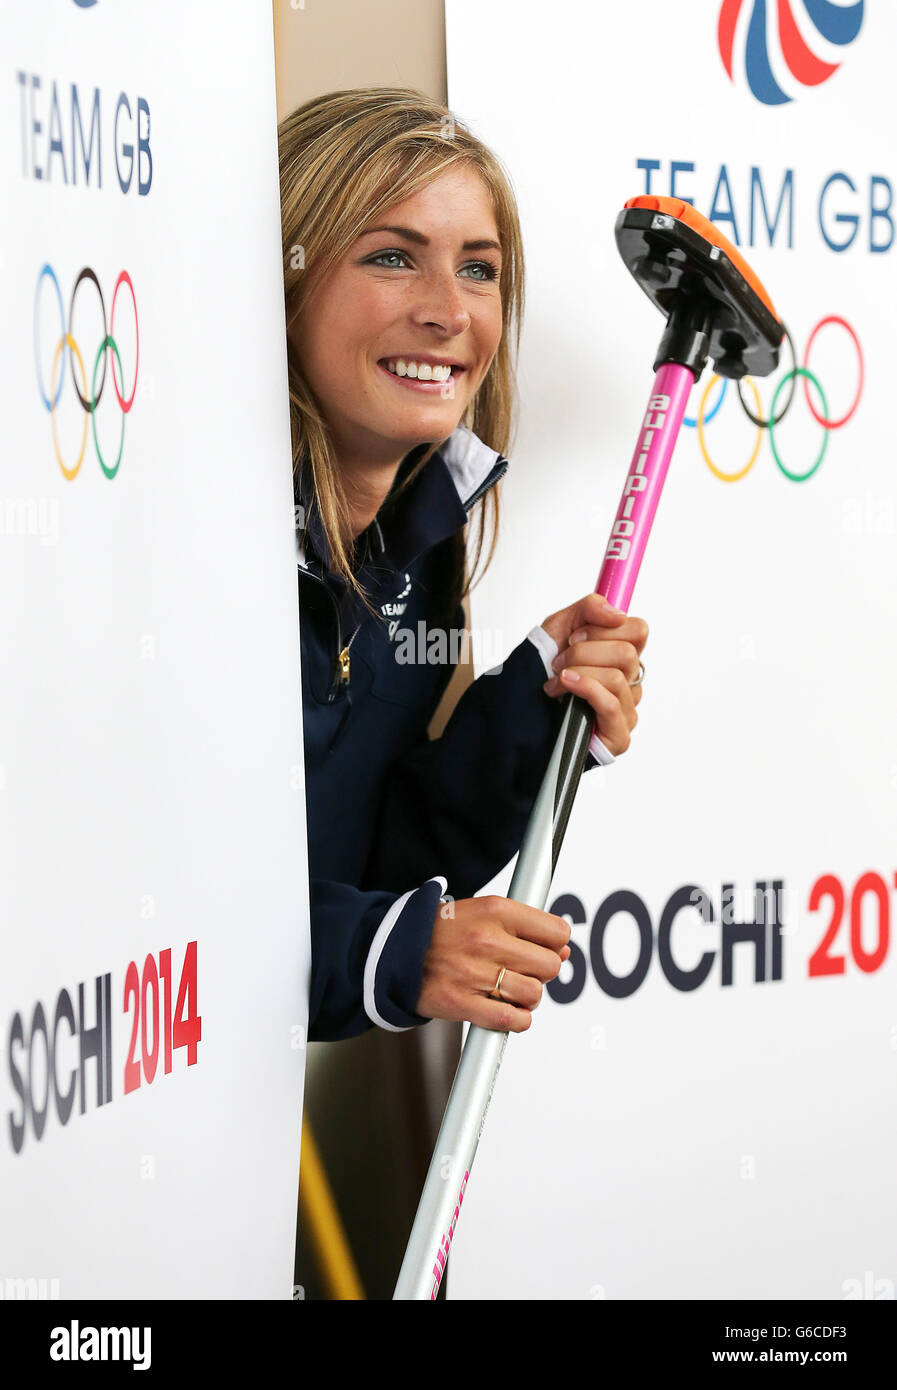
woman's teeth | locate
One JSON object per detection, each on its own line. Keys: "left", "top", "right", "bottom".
{"left": 383, "top": 359, "right": 454, "bottom": 382}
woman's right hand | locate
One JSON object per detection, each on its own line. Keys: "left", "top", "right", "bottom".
{"left": 416, "top": 895, "right": 572, "bottom": 1032}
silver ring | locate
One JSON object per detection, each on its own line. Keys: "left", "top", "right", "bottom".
{"left": 628, "top": 660, "right": 645, "bottom": 687}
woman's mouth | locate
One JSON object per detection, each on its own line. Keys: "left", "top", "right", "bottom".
{"left": 377, "top": 358, "right": 467, "bottom": 393}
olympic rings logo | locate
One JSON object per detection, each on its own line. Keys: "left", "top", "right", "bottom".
{"left": 683, "top": 316, "right": 864, "bottom": 483}
{"left": 34, "top": 264, "right": 139, "bottom": 481}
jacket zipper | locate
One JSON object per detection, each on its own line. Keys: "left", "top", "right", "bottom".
{"left": 297, "top": 563, "right": 359, "bottom": 702}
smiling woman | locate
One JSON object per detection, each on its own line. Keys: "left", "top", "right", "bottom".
{"left": 286, "top": 162, "right": 506, "bottom": 564}
{"left": 277, "top": 88, "right": 648, "bottom": 1045}
{"left": 279, "top": 87, "right": 524, "bottom": 617}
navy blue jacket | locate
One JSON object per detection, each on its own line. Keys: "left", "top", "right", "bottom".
{"left": 297, "top": 425, "right": 614, "bottom": 1042}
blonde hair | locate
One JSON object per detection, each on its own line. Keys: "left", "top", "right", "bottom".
{"left": 277, "top": 86, "right": 525, "bottom": 625}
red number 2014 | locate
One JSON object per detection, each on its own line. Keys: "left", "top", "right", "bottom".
{"left": 123, "top": 941, "right": 202, "bottom": 1094}
{"left": 808, "top": 871, "right": 892, "bottom": 977}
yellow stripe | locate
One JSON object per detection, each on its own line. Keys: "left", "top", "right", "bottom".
{"left": 298, "top": 1116, "right": 366, "bottom": 1301}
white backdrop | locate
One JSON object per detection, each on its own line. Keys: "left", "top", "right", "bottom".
{"left": 0, "top": 1, "right": 309, "bottom": 1297}
{"left": 446, "top": 0, "right": 897, "bottom": 1299}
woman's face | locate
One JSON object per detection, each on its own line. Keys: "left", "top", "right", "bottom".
{"left": 287, "top": 166, "right": 505, "bottom": 467}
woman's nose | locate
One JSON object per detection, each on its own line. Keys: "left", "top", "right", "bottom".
{"left": 410, "top": 273, "right": 471, "bottom": 336}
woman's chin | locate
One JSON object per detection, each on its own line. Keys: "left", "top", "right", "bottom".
{"left": 377, "top": 405, "right": 464, "bottom": 446}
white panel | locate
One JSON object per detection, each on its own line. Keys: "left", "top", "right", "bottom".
{"left": 445, "top": 0, "right": 896, "bottom": 1299}
{"left": 0, "top": 0, "right": 309, "bottom": 1298}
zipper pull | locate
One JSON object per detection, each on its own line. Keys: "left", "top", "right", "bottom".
{"left": 334, "top": 623, "right": 361, "bottom": 692}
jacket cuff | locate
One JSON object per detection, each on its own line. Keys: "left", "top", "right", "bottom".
{"left": 363, "top": 875, "right": 447, "bottom": 1031}
{"left": 526, "top": 626, "right": 616, "bottom": 769}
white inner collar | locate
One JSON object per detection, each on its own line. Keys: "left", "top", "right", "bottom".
{"left": 437, "top": 424, "right": 505, "bottom": 509}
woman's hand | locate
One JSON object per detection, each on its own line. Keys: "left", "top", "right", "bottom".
{"left": 416, "top": 895, "right": 572, "bottom": 1032}
{"left": 539, "top": 591, "right": 649, "bottom": 757}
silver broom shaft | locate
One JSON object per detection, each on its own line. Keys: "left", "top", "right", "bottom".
{"left": 393, "top": 693, "right": 593, "bottom": 1300}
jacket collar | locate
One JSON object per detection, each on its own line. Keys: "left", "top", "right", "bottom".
{"left": 296, "top": 424, "right": 508, "bottom": 573}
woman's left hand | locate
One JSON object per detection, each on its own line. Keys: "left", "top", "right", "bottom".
{"left": 539, "top": 591, "right": 649, "bottom": 757}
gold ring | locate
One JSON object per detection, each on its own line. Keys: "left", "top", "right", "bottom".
{"left": 628, "top": 660, "right": 645, "bottom": 687}
{"left": 490, "top": 966, "right": 507, "bottom": 1000}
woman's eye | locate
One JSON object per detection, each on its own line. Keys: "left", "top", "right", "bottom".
{"left": 369, "top": 250, "right": 410, "bottom": 269}
{"left": 461, "top": 261, "right": 500, "bottom": 282}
